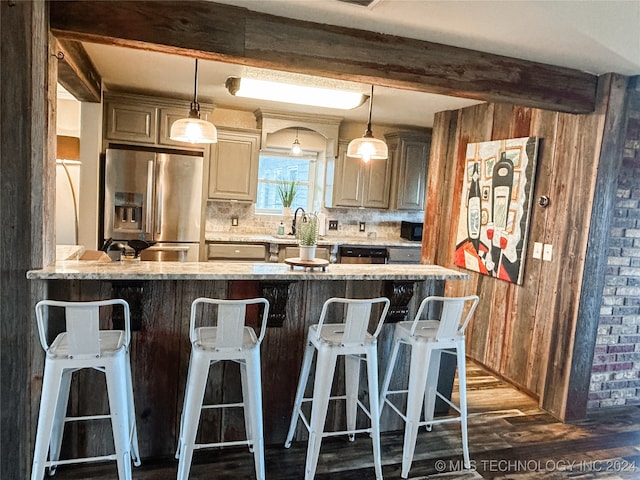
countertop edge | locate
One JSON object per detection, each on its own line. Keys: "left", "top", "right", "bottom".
{"left": 27, "top": 261, "right": 468, "bottom": 281}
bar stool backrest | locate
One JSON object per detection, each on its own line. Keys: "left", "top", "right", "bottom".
{"left": 316, "top": 297, "right": 391, "bottom": 345}
{"left": 35, "top": 299, "right": 131, "bottom": 358}
{"left": 411, "top": 295, "right": 479, "bottom": 341}
{"left": 189, "top": 297, "right": 270, "bottom": 350}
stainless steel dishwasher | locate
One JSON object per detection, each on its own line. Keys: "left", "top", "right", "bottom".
{"left": 338, "top": 246, "right": 387, "bottom": 264}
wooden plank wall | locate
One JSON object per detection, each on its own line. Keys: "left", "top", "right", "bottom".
{"left": 422, "top": 75, "right": 627, "bottom": 419}
{"left": 0, "top": 2, "right": 54, "bottom": 478}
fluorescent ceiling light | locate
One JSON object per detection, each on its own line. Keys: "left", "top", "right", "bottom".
{"left": 226, "top": 77, "right": 366, "bottom": 110}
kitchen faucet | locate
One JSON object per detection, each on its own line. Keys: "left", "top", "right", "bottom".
{"left": 291, "top": 207, "right": 306, "bottom": 236}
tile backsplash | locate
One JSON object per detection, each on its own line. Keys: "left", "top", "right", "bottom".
{"left": 205, "top": 201, "right": 424, "bottom": 240}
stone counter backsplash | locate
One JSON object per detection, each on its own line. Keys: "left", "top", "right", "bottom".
{"left": 205, "top": 201, "right": 424, "bottom": 240}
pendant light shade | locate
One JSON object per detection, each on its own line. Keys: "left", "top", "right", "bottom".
{"left": 170, "top": 59, "right": 217, "bottom": 144}
{"left": 346, "top": 85, "right": 388, "bottom": 163}
{"left": 291, "top": 128, "right": 303, "bottom": 156}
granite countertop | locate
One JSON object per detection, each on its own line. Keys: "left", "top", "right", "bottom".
{"left": 204, "top": 233, "right": 422, "bottom": 248}
{"left": 27, "top": 261, "right": 466, "bottom": 281}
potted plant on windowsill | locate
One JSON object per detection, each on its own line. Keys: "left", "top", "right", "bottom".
{"left": 297, "top": 212, "right": 318, "bottom": 261}
{"left": 276, "top": 179, "right": 298, "bottom": 217}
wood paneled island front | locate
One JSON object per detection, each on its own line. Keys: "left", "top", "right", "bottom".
{"left": 28, "top": 261, "right": 467, "bottom": 461}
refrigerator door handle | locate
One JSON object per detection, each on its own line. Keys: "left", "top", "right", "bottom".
{"left": 156, "top": 182, "right": 163, "bottom": 235}
{"left": 145, "top": 159, "right": 154, "bottom": 237}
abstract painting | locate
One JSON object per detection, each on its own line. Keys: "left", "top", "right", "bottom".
{"left": 453, "top": 137, "right": 539, "bottom": 284}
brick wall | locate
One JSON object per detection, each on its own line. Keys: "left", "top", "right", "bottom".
{"left": 590, "top": 77, "right": 640, "bottom": 408}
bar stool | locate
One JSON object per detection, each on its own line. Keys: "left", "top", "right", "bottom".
{"left": 285, "top": 297, "right": 390, "bottom": 480}
{"left": 379, "top": 295, "right": 479, "bottom": 478}
{"left": 32, "top": 299, "right": 141, "bottom": 480}
{"left": 176, "top": 297, "right": 270, "bottom": 480}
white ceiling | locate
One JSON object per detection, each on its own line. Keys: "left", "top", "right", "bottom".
{"left": 79, "top": 0, "right": 640, "bottom": 129}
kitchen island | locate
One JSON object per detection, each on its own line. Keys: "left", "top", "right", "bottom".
{"left": 27, "top": 261, "right": 467, "bottom": 460}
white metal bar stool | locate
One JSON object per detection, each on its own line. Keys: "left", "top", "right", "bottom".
{"left": 175, "top": 297, "right": 270, "bottom": 480}
{"left": 379, "top": 295, "right": 479, "bottom": 478}
{"left": 31, "top": 299, "right": 141, "bottom": 480}
{"left": 285, "top": 297, "right": 390, "bottom": 480}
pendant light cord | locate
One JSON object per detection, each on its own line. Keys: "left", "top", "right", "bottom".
{"left": 365, "top": 85, "right": 374, "bottom": 136}
{"left": 190, "top": 59, "right": 201, "bottom": 118}
{"left": 193, "top": 59, "right": 199, "bottom": 104}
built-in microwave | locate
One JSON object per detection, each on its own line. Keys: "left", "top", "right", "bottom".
{"left": 400, "top": 221, "right": 423, "bottom": 241}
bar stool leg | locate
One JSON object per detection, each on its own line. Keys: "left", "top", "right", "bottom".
{"left": 175, "top": 352, "right": 197, "bottom": 460}
{"left": 401, "top": 342, "right": 430, "bottom": 479}
{"left": 305, "top": 348, "right": 337, "bottom": 480}
{"left": 365, "top": 349, "right": 383, "bottom": 480}
{"left": 47, "top": 368, "right": 73, "bottom": 475}
{"left": 246, "top": 349, "right": 266, "bottom": 480}
{"left": 239, "top": 361, "right": 254, "bottom": 453}
{"left": 285, "top": 342, "right": 315, "bottom": 448}
{"left": 32, "top": 361, "right": 64, "bottom": 480}
{"left": 344, "top": 354, "right": 361, "bottom": 441}
{"left": 125, "top": 353, "right": 141, "bottom": 466}
{"left": 456, "top": 345, "right": 470, "bottom": 469}
{"left": 105, "top": 358, "right": 133, "bottom": 480}
{"left": 423, "top": 349, "right": 442, "bottom": 430}
{"left": 379, "top": 336, "right": 402, "bottom": 418}
{"left": 176, "top": 351, "right": 210, "bottom": 480}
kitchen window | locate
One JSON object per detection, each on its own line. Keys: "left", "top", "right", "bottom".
{"left": 255, "top": 149, "right": 316, "bottom": 214}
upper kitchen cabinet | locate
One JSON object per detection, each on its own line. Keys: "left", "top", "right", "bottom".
{"left": 385, "top": 132, "right": 431, "bottom": 210}
{"left": 105, "top": 100, "right": 157, "bottom": 144}
{"left": 327, "top": 139, "right": 392, "bottom": 209}
{"left": 103, "top": 93, "right": 212, "bottom": 151}
{"left": 208, "top": 127, "right": 261, "bottom": 202}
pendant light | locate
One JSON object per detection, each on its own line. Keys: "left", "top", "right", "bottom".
{"left": 291, "top": 128, "right": 303, "bottom": 156}
{"left": 170, "top": 59, "right": 218, "bottom": 144}
{"left": 346, "top": 85, "right": 388, "bottom": 163}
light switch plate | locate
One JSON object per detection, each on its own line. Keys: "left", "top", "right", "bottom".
{"left": 328, "top": 220, "right": 338, "bottom": 230}
{"left": 231, "top": 217, "right": 238, "bottom": 227}
{"left": 359, "top": 222, "right": 366, "bottom": 232}
{"left": 533, "top": 242, "right": 543, "bottom": 259}
{"left": 543, "top": 243, "right": 553, "bottom": 261}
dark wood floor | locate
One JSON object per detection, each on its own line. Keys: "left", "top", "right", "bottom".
{"left": 45, "top": 360, "right": 640, "bottom": 479}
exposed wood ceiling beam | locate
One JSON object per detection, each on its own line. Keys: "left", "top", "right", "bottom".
{"left": 54, "top": 38, "right": 101, "bottom": 103}
{"left": 50, "top": 0, "right": 598, "bottom": 113}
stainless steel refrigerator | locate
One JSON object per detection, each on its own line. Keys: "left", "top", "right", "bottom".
{"left": 104, "top": 148, "right": 203, "bottom": 261}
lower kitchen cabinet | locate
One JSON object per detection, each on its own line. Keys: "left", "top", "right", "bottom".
{"left": 207, "top": 243, "right": 267, "bottom": 261}
{"left": 208, "top": 128, "right": 261, "bottom": 202}
{"left": 278, "top": 245, "right": 331, "bottom": 262}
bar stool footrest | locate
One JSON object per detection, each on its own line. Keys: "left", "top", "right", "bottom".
{"left": 46, "top": 453, "right": 118, "bottom": 468}
{"left": 201, "top": 402, "right": 245, "bottom": 410}
{"left": 321, "top": 427, "right": 372, "bottom": 438}
{"left": 296, "top": 394, "right": 373, "bottom": 434}
{"left": 194, "top": 439, "right": 252, "bottom": 450}
{"left": 64, "top": 413, "right": 112, "bottom": 422}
